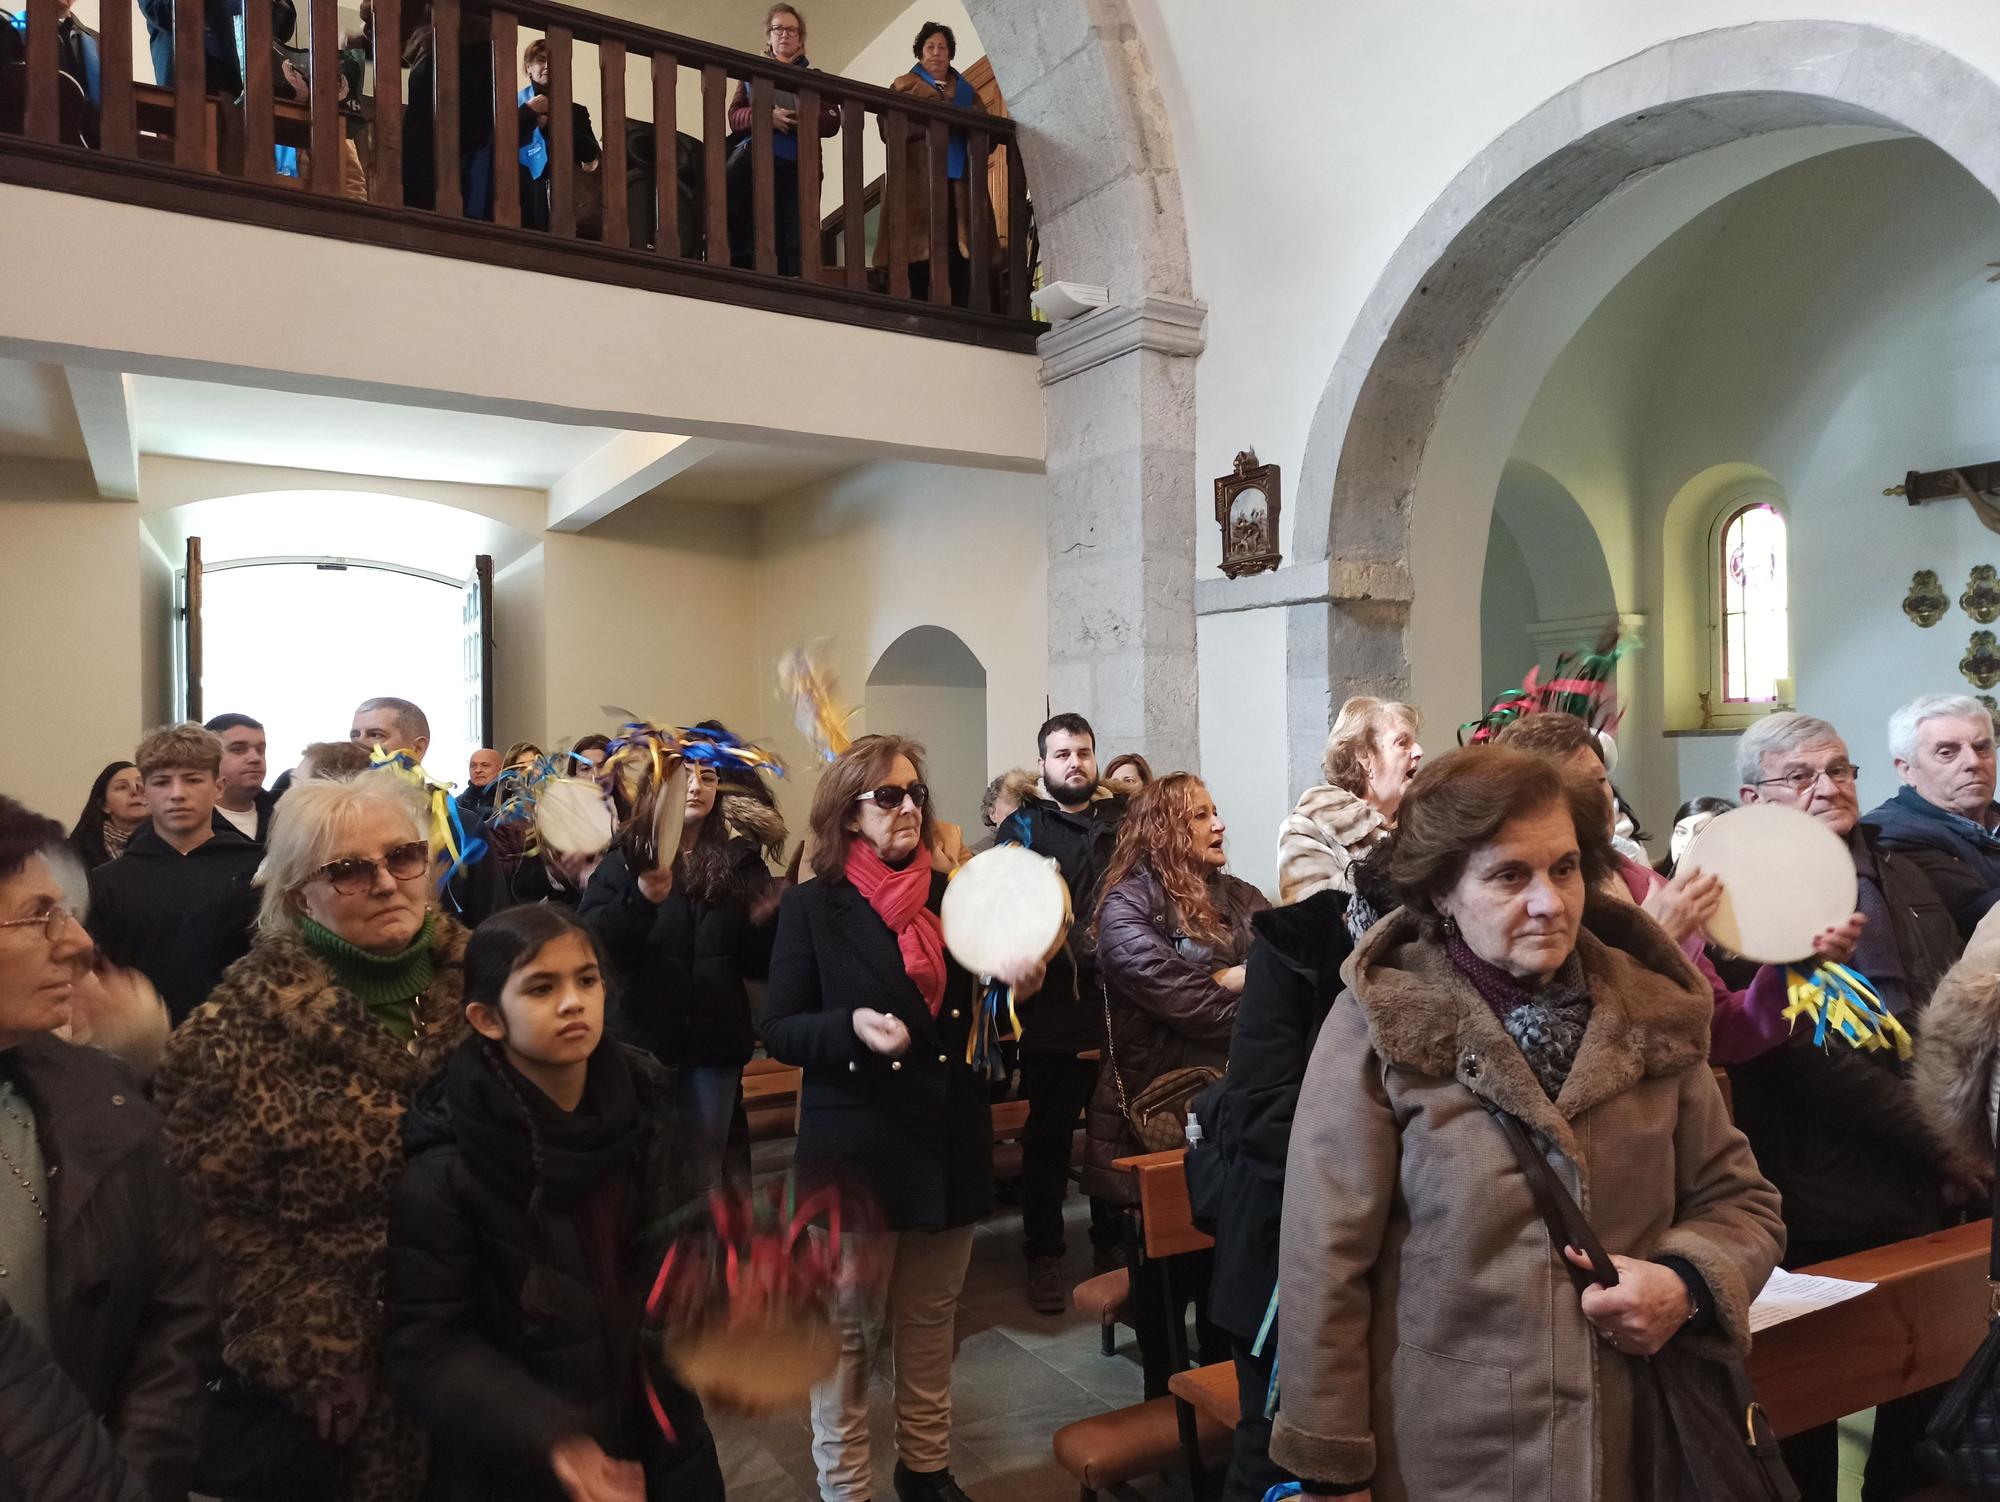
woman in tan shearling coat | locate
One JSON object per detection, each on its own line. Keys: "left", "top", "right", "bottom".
{"left": 1269, "top": 748, "right": 1783, "bottom": 1502}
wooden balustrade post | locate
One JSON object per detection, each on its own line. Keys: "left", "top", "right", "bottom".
{"left": 237, "top": 0, "right": 273, "bottom": 180}
{"left": 99, "top": 0, "right": 134, "bottom": 155}
{"left": 966, "top": 126, "right": 992, "bottom": 313}
{"left": 432, "top": 0, "right": 460, "bottom": 215}
{"left": 925, "top": 116, "right": 949, "bottom": 306}
{"left": 794, "top": 83, "right": 820, "bottom": 282}
{"left": 308, "top": 0, "right": 341, "bottom": 192}
{"left": 599, "top": 38, "right": 626, "bottom": 246}
{"left": 23, "top": 0, "right": 58, "bottom": 143}
{"left": 651, "top": 51, "right": 677, "bottom": 255}
{"left": 171, "top": 0, "right": 203, "bottom": 166}
{"left": 748, "top": 73, "right": 774, "bottom": 274}
{"left": 884, "top": 109, "right": 908, "bottom": 300}
{"left": 489, "top": 9, "right": 518, "bottom": 226}
{"left": 547, "top": 25, "right": 572, "bottom": 236}
{"left": 700, "top": 62, "right": 726, "bottom": 264}
{"left": 841, "top": 98, "right": 864, "bottom": 290}
{"left": 1005, "top": 133, "right": 1028, "bottom": 318}
{"left": 371, "top": 0, "right": 402, "bottom": 204}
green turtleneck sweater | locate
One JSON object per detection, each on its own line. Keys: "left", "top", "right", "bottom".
{"left": 300, "top": 912, "right": 438, "bottom": 1040}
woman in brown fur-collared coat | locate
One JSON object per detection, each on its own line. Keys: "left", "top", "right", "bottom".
{"left": 154, "top": 777, "right": 468, "bottom": 1502}
{"left": 1270, "top": 749, "right": 1782, "bottom": 1502}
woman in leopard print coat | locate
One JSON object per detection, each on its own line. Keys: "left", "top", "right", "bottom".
{"left": 153, "top": 777, "right": 468, "bottom": 1502}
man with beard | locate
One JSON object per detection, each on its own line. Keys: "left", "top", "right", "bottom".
{"left": 1868, "top": 692, "right": 2000, "bottom": 936}
{"left": 995, "top": 713, "right": 1127, "bottom": 1312}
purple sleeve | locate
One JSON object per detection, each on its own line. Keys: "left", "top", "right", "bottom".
{"left": 1697, "top": 948, "right": 1793, "bottom": 1065}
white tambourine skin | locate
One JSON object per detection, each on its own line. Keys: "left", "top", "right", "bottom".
{"left": 535, "top": 777, "right": 615, "bottom": 857}
{"left": 940, "top": 845, "right": 1071, "bottom": 980}
{"left": 1680, "top": 802, "right": 1858, "bottom": 965}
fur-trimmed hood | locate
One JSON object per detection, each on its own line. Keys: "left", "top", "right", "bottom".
{"left": 1916, "top": 904, "right": 2000, "bottom": 1175}
{"left": 718, "top": 788, "right": 788, "bottom": 862}
{"left": 1347, "top": 897, "right": 1711, "bottom": 1162}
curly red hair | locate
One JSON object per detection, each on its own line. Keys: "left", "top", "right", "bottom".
{"left": 1092, "top": 773, "right": 1230, "bottom": 949}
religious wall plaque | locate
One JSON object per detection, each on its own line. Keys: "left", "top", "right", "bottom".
{"left": 1214, "top": 450, "right": 1282, "bottom": 580}
{"left": 1963, "top": 630, "right": 2000, "bottom": 690}
{"left": 1964, "top": 565, "right": 2000, "bottom": 625}
{"left": 1904, "top": 570, "right": 1949, "bottom": 628}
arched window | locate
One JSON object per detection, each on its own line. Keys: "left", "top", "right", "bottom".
{"left": 1717, "top": 502, "right": 1788, "bottom": 704}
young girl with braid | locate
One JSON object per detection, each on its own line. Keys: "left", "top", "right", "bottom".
{"left": 385, "top": 905, "right": 723, "bottom": 1502}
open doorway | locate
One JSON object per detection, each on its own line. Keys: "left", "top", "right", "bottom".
{"left": 866, "top": 626, "right": 988, "bottom": 838}
{"left": 193, "top": 558, "right": 485, "bottom": 786}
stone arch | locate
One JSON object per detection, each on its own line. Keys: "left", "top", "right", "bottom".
{"left": 1284, "top": 21, "right": 2000, "bottom": 789}
{"left": 960, "top": 0, "right": 1202, "bottom": 773}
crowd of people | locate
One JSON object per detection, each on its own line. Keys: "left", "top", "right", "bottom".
{"left": 8, "top": 679, "right": 2000, "bottom": 1500}
{"left": 25, "top": 0, "right": 1002, "bottom": 305}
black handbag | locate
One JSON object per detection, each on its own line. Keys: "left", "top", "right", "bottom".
{"left": 1482, "top": 1101, "right": 1799, "bottom": 1502}
{"left": 191, "top": 1369, "right": 340, "bottom": 1502}
{"left": 1918, "top": 1147, "right": 2000, "bottom": 1493}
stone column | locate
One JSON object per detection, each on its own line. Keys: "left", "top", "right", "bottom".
{"left": 1036, "top": 296, "right": 1205, "bottom": 773}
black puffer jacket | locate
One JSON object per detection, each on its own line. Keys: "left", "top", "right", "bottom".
{"left": 1204, "top": 889, "right": 1352, "bottom": 1342}
{"left": 0, "top": 1037, "right": 216, "bottom": 1502}
{"left": 1084, "top": 867, "right": 1268, "bottom": 1202}
{"left": 996, "top": 792, "right": 1126, "bottom": 1055}
{"left": 385, "top": 1042, "right": 720, "bottom": 1502}
{"left": 580, "top": 841, "right": 776, "bottom": 1069}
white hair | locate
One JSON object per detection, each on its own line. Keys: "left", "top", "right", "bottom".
{"left": 254, "top": 774, "right": 429, "bottom": 938}
{"left": 1888, "top": 693, "right": 1991, "bottom": 766}
{"left": 1734, "top": 711, "right": 1844, "bottom": 790}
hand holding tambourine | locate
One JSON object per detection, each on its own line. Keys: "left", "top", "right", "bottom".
{"left": 939, "top": 845, "right": 1069, "bottom": 1072}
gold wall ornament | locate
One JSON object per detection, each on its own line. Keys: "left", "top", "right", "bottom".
{"left": 1964, "top": 565, "right": 2000, "bottom": 624}
{"left": 1963, "top": 630, "right": 2000, "bottom": 690}
{"left": 1903, "top": 570, "right": 1949, "bottom": 627}
{"left": 1981, "top": 695, "right": 2000, "bottom": 733}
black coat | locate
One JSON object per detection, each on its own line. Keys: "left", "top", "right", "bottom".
{"left": 1865, "top": 784, "right": 2000, "bottom": 937}
{"left": 1204, "top": 890, "right": 1352, "bottom": 1342}
{"left": 580, "top": 844, "right": 775, "bottom": 1069}
{"left": 86, "top": 825, "right": 260, "bottom": 1026}
{"left": 0, "top": 1038, "right": 216, "bottom": 1502}
{"left": 995, "top": 793, "right": 1126, "bottom": 1054}
{"left": 386, "top": 1042, "right": 719, "bottom": 1502}
{"left": 761, "top": 874, "right": 992, "bottom": 1231}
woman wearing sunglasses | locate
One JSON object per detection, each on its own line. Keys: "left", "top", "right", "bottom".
{"left": 764, "top": 735, "right": 1042, "bottom": 1502}
{"left": 154, "top": 775, "right": 470, "bottom": 1502}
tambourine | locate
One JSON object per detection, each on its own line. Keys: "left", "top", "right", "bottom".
{"left": 940, "top": 844, "right": 1072, "bottom": 978}
{"left": 625, "top": 758, "right": 690, "bottom": 875}
{"left": 532, "top": 775, "right": 615, "bottom": 857}
{"left": 643, "top": 1180, "right": 878, "bottom": 1421}
{"left": 940, "top": 845, "right": 1071, "bottom": 1073}
{"left": 1680, "top": 802, "right": 1858, "bottom": 964}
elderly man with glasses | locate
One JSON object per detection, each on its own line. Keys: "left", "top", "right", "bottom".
{"left": 1730, "top": 708, "right": 1966, "bottom": 1501}
{"left": 1865, "top": 692, "right": 2000, "bottom": 937}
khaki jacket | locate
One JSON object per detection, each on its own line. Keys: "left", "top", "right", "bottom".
{"left": 1269, "top": 901, "right": 1783, "bottom": 1502}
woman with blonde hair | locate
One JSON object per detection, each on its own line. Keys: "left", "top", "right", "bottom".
{"left": 154, "top": 774, "right": 469, "bottom": 1502}
{"left": 1088, "top": 773, "right": 1267, "bottom": 1396}
{"left": 1276, "top": 697, "right": 1421, "bottom": 926}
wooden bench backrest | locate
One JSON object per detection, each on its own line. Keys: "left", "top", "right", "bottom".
{"left": 1111, "top": 1147, "right": 1214, "bottom": 1260}
{"left": 1748, "top": 1218, "right": 1989, "bottom": 1437}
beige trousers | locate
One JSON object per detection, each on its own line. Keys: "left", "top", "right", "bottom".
{"left": 809, "top": 1224, "right": 976, "bottom": 1502}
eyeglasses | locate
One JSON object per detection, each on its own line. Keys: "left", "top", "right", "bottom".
{"left": 854, "top": 782, "right": 929, "bottom": 812}
{"left": 0, "top": 906, "right": 77, "bottom": 942}
{"left": 768, "top": 23, "right": 800, "bottom": 35}
{"left": 308, "top": 840, "right": 431, "bottom": 895}
{"left": 1753, "top": 762, "right": 1861, "bottom": 792}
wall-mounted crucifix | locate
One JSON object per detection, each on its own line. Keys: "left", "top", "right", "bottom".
{"left": 1886, "top": 460, "right": 2000, "bottom": 534}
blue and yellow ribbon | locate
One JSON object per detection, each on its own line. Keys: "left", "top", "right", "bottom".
{"left": 964, "top": 978, "right": 1024, "bottom": 1077}
{"left": 1781, "top": 961, "right": 1912, "bottom": 1059}
{"left": 365, "top": 747, "right": 487, "bottom": 894}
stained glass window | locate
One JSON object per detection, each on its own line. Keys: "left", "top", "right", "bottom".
{"left": 1720, "top": 503, "right": 1788, "bottom": 704}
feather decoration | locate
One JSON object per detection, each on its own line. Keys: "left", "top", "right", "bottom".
{"left": 777, "top": 645, "right": 854, "bottom": 763}
{"left": 1459, "top": 622, "right": 1638, "bottom": 746}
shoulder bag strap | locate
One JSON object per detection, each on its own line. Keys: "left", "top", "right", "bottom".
{"left": 1101, "top": 979, "right": 1131, "bottom": 1118}
{"left": 1478, "top": 1097, "right": 1619, "bottom": 1289}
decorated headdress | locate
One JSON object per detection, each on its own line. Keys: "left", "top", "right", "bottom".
{"left": 1459, "top": 623, "right": 1636, "bottom": 762}
{"left": 601, "top": 715, "right": 785, "bottom": 871}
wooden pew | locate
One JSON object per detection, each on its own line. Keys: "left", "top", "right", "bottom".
{"left": 741, "top": 1058, "right": 801, "bottom": 1143}
{"left": 1168, "top": 1221, "right": 1993, "bottom": 1449}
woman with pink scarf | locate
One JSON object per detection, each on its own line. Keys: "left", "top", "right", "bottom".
{"left": 764, "top": 735, "right": 1042, "bottom": 1502}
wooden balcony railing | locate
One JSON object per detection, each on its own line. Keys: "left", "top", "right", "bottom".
{"left": 0, "top": 0, "right": 1040, "bottom": 350}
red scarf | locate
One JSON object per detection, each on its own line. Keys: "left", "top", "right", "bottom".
{"left": 844, "top": 841, "right": 947, "bottom": 1016}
